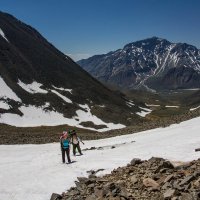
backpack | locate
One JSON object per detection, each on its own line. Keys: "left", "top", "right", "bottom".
{"left": 62, "top": 139, "right": 70, "bottom": 149}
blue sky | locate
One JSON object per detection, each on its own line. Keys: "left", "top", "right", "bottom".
{"left": 1, "top": 0, "right": 200, "bottom": 61}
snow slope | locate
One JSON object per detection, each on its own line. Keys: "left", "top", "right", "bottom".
{"left": 0, "top": 117, "right": 200, "bottom": 200}
{"left": 0, "top": 104, "right": 124, "bottom": 132}
{"left": 0, "top": 27, "right": 9, "bottom": 42}
{"left": 0, "top": 101, "right": 10, "bottom": 109}
{"left": 0, "top": 76, "right": 21, "bottom": 101}
{"left": 18, "top": 80, "right": 48, "bottom": 94}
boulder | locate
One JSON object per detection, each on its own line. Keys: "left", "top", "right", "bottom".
{"left": 85, "top": 194, "right": 96, "bottom": 200}
{"left": 195, "top": 148, "right": 200, "bottom": 152}
{"left": 163, "top": 189, "right": 176, "bottom": 199}
{"left": 130, "top": 175, "right": 138, "bottom": 184}
{"left": 194, "top": 177, "right": 200, "bottom": 188}
{"left": 77, "top": 177, "right": 88, "bottom": 183}
{"left": 130, "top": 158, "right": 142, "bottom": 166}
{"left": 179, "top": 175, "right": 195, "bottom": 186}
{"left": 50, "top": 193, "right": 62, "bottom": 200}
{"left": 164, "top": 174, "right": 174, "bottom": 183}
{"left": 143, "top": 178, "right": 160, "bottom": 190}
{"left": 179, "top": 193, "right": 194, "bottom": 200}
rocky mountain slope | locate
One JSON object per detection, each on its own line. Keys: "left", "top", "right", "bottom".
{"left": 0, "top": 11, "right": 145, "bottom": 131}
{"left": 78, "top": 37, "right": 200, "bottom": 91}
{"left": 52, "top": 157, "right": 200, "bottom": 200}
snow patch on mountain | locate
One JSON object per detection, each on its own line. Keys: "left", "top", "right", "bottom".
{"left": 165, "top": 105, "right": 179, "bottom": 108}
{"left": 0, "top": 28, "right": 9, "bottom": 42}
{"left": 126, "top": 100, "right": 135, "bottom": 107}
{"left": 0, "top": 104, "right": 125, "bottom": 132}
{"left": 145, "top": 103, "right": 160, "bottom": 107}
{"left": 0, "top": 101, "right": 10, "bottom": 110}
{"left": 18, "top": 80, "right": 48, "bottom": 94}
{"left": 0, "top": 105, "right": 73, "bottom": 127}
{"left": 136, "top": 106, "right": 152, "bottom": 117}
{"left": 190, "top": 105, "right": 200, "bottom": 111}
{"left": 0, "top": 76, "right": 21, "bottom": 102}
{"left": 53, "top": 86, "right": 72, "bottom": 94}
{"left": 76, "top": 104, "right": 125, "bottom": 131}
{"left": 51, "top": 90, "right": 72, "bottom": 104}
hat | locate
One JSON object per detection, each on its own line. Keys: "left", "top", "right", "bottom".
{"left": 63, "top": 131, "right": 68, "bottom": 137}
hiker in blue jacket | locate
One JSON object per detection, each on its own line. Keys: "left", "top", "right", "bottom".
{"left": 60, "top": 131, "right": 71, "bottom": 163}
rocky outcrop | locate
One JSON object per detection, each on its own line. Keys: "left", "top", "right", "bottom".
{"left": 53, "top": 157, "right": 200, "bottom": 200}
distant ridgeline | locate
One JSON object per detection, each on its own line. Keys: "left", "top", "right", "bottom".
{"left": 78, "top": 37, "right": 200, "bottom": 92}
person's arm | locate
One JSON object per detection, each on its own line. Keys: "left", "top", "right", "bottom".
{"left": 60, "top": 139, "right": 63, "bottom": 149}
{"left": 78, "top": 137, "right": 84, "bottom": 145}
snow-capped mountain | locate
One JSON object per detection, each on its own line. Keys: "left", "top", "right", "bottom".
{"left": 78, "top": 37, "right": 200, "bottom": 91}
{"left": 0, "top": 11, "right": 143, "bottom": 131}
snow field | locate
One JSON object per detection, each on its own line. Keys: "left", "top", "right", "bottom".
{"left": 0, "top": 103, "right": 125, "bottom": 132}
{"left": 18, "top": 80, "right": 48, "bottom": 94}
{"left": 0, "top": 76, "right": 21, "bottom": 102}
{"left": 0, "top": 117, "right": 200, "bottom": 200}
{"left": 0, "top": 27, "right": 9, "bottom": 42}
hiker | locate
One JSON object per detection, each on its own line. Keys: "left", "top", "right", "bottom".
{"left": 60, "top": 131, "right": 71, "bottom": 164}
{"left": 70, "top": 130, "right": 84, "bottom": 156}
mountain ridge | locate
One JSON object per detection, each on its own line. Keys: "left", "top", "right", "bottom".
{"left": 78, "top": 37, "right": 200, "bottom": 91}
{"left": 0, "top": 11, "right": 144, "bottom": 131}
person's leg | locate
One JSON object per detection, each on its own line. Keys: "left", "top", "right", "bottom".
{"left": 73, "top": 144, "right": 76, "bottom": 156}
{"left": 61, "top": 149, "right": 65, "bottom": 163}
{"left": 66, "top": 148, "right": 71, "bottom": 163}
{"left": 77, "top": 143, "right": 82, "bottom": 155}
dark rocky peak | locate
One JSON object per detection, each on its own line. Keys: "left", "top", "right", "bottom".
{"left": 124, "top": 37, "right": 171, "bottom": 51}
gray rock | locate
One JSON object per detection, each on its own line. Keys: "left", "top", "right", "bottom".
{"left": 112, "top": 187, "right": 120, "bottom": 196}
{"left": 143, "top": 178, "right": 160, "bottom": 190}
{"left": 164, "top": 174, "right": 174, "bottom": 183}
{"left": 85, "top": 194, "right": 96, "bottom": 200}
{"left": 173, "top": 181, "right": 184, "bottom": 191}
{"left": 156, "top": 161, "right": 174, "bottom": 173}
{"left": 130, "top": 158, "right": 141, "bottom": 166}
{"left": 94, "top": 188, "right": 106, "bottom": 198}
{"left": 149, "top": 157, "right": 165, "bottom": 163}
{"left": 193, "top": 177, "right": 200, "bottom": 187}
{"left": 116, "top": 180, "right": 125, "bottom": 187}
{"left": 179, "top": 193, "right": 194, "bottom": 200}
{"left": 130, "top": 175, "right": 138, "bottom": 184}
{"left": 195, "top": 148, "right": 200, "bottom": 152}
{"left": 87, "top": 183, "right": 95, "bottom": 188}
{"left": 163, "top": 189, "right": 176, "bottom": 199}
{"left": 88, "top": 174, "right": 97, "bottom": 179}
{"left": 162, "top": 161, "right": 174, "bottom": 169}
{"left": 179, "top": 175, "right": 195, "bottom": 186}
{"left": 162, "top": 182, "right": 172, "bottom": 190}
{"left": 193, "top": 170, "right": 200, "bottom": 177}
{"left": 75, "top": 181, "right": 84, "bottom": 191}
{"left": 104, "top": 182, "right": 116, "bottom": 191}
{"left": 77, "top": 177, "right": 88, "bottom": 183}
{"left": 50, "top": 193, "right": 62, "bottom": 200}
{"left": 184, "top": 183, "right": 191, "bottom": 191}
{"left": 120, "top": 188, "right": 130, "bottom": 199}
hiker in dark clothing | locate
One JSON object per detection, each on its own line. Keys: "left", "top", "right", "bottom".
{"left": 71, "top": 130, "right": 84, "bottom": 156}
{"left": 60, "top": 132, "right": 71, "bottom": 163}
